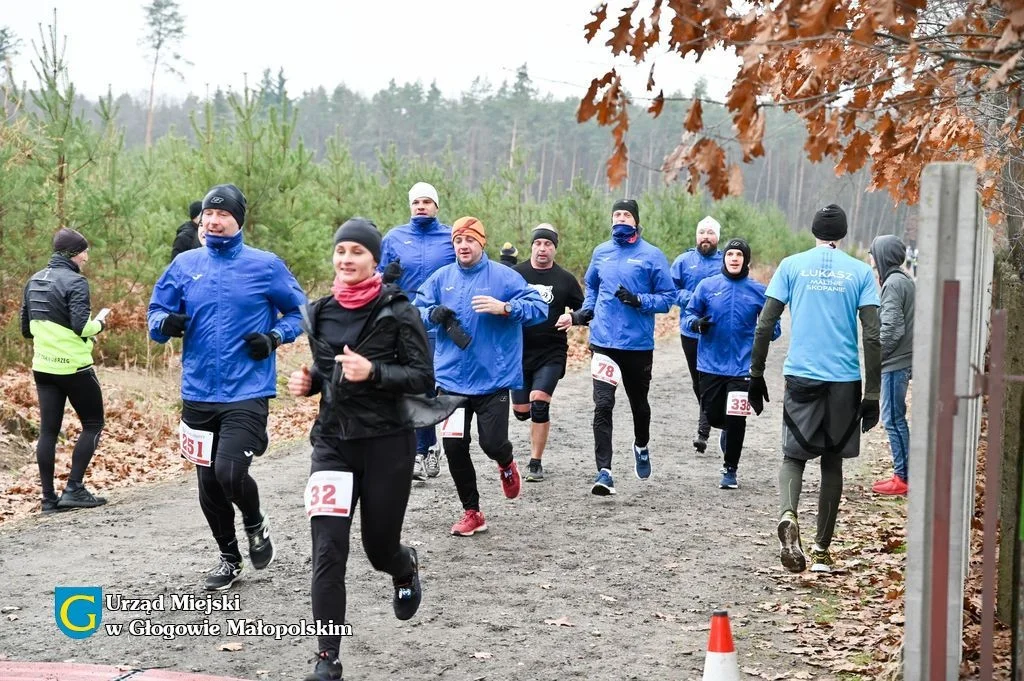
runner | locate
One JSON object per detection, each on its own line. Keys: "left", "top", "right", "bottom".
{"left": 671, "top": 216, "right": 724, "bottom": 453}
{"left": 580, "top": 199, "right": 676, "bottom": 495}
{"left": 499, "top": 242, "right": 519, "bottom": 267}
{"left": 288, "top": 218, "right": 454, "bottom": 681}
{"left": 21, "top": 228, "right": 111, "bottom": 513}
{"left": 148, "top": 183, "right": 307, "bottom": 591}
{"left": 378, "top": 181, "right": 455, "bottom": 482}
{"left": 683, "top": 238, "right": 780, "bottom": 489}
{"left": 415, "top": 216, "right": 547, "bottom": 535}
{"left": 511, "top": 224, "right": 585, "bottom": 481}
{"left": 170, "top": 200, "right": 203, "bottom": 261}
{"left": 748, "top": 204, "right": 881, "bottom": 573}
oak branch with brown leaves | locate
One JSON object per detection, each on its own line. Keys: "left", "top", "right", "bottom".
{"left": 578, "top": 0, "right": 1024, "bottom": 220}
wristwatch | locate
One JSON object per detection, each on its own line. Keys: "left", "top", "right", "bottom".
{"left": 503, "top": 302, "right": 512, "bottom": 315}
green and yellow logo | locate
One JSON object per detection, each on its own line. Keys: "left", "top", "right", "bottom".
{"left": 55, "top": 586, "right": 102, "bottom": 639}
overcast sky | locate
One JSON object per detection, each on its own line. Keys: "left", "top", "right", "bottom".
{"left": 3, "top": 0, "right": 739, "bottom": 104}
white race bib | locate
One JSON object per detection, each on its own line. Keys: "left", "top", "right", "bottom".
{"left": 440, "top": 408, "right": 466, "bottom": 438}
{"left": 726, "top": 391, "right": 754, "bottom": 417}
{"left": 304, "top": 470, "right": 354, "bottom": 518}
{"left": 179, "top": 421, "right": 213, "bottom": 467}
{"left": 591, "top": 353, "right": 622, "bottom": 387}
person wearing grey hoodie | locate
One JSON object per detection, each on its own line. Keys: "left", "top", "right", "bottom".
{"left": 869, "top": 235, "right": 915, "bottom": 496}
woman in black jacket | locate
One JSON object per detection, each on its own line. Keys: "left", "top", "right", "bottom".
{"left": 288, "top": 217, "right": 434, "bottom": 681}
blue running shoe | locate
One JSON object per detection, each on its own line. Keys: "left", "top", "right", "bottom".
{"left": 591, "top": 468, "right": 616, "bottom": 496}
{"left": 633, "top": 443, "right": 652, "bottom": 480}
{"left": 719, "top": 466, "right": 738, "bottom": 489}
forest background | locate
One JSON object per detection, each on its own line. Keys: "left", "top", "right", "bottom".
{"left": 0, "top": 16, "right": 911, "bottom": 371}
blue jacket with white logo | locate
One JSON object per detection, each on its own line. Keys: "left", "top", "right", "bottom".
{"left": 416, "top": 254, "right": 548, "bottom": 395}
{"left": 582, "top": 238, "right": 676, "bottom": 351}
{"left": 148, "top": 237, "right": 307, "bottom": 402}
{"left": 683, "top": 273, "right": 781, "bottom": 377}
{"left": 378, "top": 218, "right": 456, "bottom": 299}
{"left": 672, "top": 247, "right": 724, "bottom": 338}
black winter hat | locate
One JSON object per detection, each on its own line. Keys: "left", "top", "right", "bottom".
{"left": 333, "top": 217, "right": 382, "bottom": 263}
{"left": 612, "top": 199, "right": 640, "bottom": 225}
{"left": 53, "top": 227, "right": 89, "bottom": 257}
{"left": 722, "top": 237, "right": 751, "bottom": 280}
{"left": 202, "top": 184, "right": 247, "bottom": 228}
{"left": 188, "top": 200, "right": 203, "bottom": 220}
{"left": 531, "top": 224, "right": 559, "bottom": 248}
{"left": 811, "top": 204, "right": 848, "bottom": 241}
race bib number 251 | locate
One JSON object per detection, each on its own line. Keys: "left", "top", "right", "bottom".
{"left": 179, "top": 421, "right": 213, "bottom": 467}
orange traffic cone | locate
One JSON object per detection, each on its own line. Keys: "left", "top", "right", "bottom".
{"left": 702, "top": 609, "right": 740, "bottom": 681}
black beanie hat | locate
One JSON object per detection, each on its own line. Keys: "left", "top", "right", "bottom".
{"left": 333, "top": 217, "right": 382, "bottom": 263}
{"left": 53, "top": 227, "right": 89, "bottom": 257}
{"left": 612, "top": 199, "right": 640, "bottom": 225}
{"left": 531, "top": 223, "right": 559, "bottom": 248}
{"left": 721, "top": 237, "right": 751, "bottom": 280}
{"left": 202, "top": 184, "right": 247, "bottom": 228}
{"left": 188, "top": 200, "right": 203, "bottom": 220}
{"left": 811, "top": 204, "right": 848, "bottom": 241}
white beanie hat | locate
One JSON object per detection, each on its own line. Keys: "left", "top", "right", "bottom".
{"left": 696, "top": 215, "right": 721, "bottom": 239}
{"left": 408, "top": 182, "right": 439, "bottom": 208}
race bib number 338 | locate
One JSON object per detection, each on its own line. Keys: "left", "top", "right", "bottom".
{"left": 179, "top": 421, "right": 213, "bottom": 467}
{"left": 726, "top": 390, "right": 754, "bottom": 417}
{"left": 305, "top": 470, "right": 354, "bottom": 518}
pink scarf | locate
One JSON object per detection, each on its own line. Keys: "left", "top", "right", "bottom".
{"left": 331, "top": 272, "right": 382, "bottom": 309}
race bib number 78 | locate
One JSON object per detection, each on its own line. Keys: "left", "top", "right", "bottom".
{"left": 591, "top": 353, "right": 622, "bottom": 387}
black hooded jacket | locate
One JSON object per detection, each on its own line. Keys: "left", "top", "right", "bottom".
{"left": 303, "top": 284, "right": 443, "bottom": 441}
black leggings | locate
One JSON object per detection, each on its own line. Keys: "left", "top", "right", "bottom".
{"left": 439, "top": 389, "right": 514, "bottom": 511}
{"left": 591, "top": 346, "right": 653, "bottom": 471}
{"left": 310, "top": 430, "right": 417, "bottom": 655}
{"left": 680, "top": 336, "right": 710, "bottom": 437}
{"left": 699, "top": 373, "right": 749, "bottom": 468}
{"left": 182, "top": 399, "right": 269, "bottom": 559}
{"left": 33, "top": 368, "right": 105, "bottom": 497}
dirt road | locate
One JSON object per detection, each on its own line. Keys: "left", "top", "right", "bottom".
{"left": 0, "top": 329, "right": 884, "bottom": 680}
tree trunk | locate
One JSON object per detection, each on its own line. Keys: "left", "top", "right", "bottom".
{"left": 145, "top": 53, "right": 159, "bottom": 149}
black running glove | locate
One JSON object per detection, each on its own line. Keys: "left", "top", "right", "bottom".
{"left": 429, "top": 305, "right": 456, "bottom": 325}
{"left": 160, "top": 313, "right": 189, "bottom": 338}
{"left": 860, "top": 399, "right": 880, "bottom": 432}
{"left": 570, "top": 308, "right": 594, "bottom": 326}
{"left": 689, "top": 315, "right": 713, "bottom": 334}
{"left": 243, "top": 332, "right": 281, "bottom": 360}
{"left": 747, "top": 375, "right": 770, "bottom": 416}
{"left": 382, "top": 259, "right": 402, "bottom": 285}
{"left": 614, "top": 285, "right": 642, "bottom": 308}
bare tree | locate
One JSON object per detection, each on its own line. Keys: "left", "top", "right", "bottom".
{"left": 140, "top": 0, "right": 187, "bottom": 149}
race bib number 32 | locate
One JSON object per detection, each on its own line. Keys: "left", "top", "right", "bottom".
{"left": 305, "top": 470, "right": 354, "bottom": 518}
{"left": 726, "top": 390, "right": 754, "bottom": 417}
{"left": 179, "top": 421, "right": 213, "bottom": 467}
{"left": 591, "top": 353, "right": 622, "bottom": 387}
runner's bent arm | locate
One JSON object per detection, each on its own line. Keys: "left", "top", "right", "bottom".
{"left": 859, "top": 305, "right": 882, "bottom": 400}
{"left": 750, "top": 297, "right": 785, "bottom": 378}
{"left": 671, "top": 256, "right": 694, "bottom": 309}
{"left": 67, "top": 276, "right": 102, "bottom": 338}
{"left": 635, "top": 254, "right": 676, "bottom": 313}
{"left": 266, "top": 258, "right": 308, "bottom": 344}
{"left": 582, "top": 256, "right": 600, "bottom": 312}
{"left": 504, "top": 271, "right": 549, "bottom": 326}
{"left": 147, "top": 263, "right": 184, "bottom": 343}
{"left": 374, "top": 301, "right": 434, "bottom": 394}
{"left": 681, "top": 281, "right": 708, "bottom": 332}
{"left": 20, "top": 283, "right": 31, "bottom": 339}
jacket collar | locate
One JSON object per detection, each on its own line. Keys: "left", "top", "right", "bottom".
{"left": 47, "top": 253, "right": 80, "bottom": 273}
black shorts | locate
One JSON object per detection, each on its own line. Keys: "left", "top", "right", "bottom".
{"left": 511, "top": 361, "right": 564, "bottom": 405}
{"left": 181, "top": 397, "right": 270, "bottom": 463}
{"left": 698, "top": 373, "right": 750, "bottom": 430}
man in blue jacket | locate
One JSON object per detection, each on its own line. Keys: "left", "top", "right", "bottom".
{"left": 581, "top": 199, "right": 676, "bottom": 495}
{"left": 683, "top": 238, "right": 781, "bottom": 490}
{"left": 415, "top": 216, "right": 547, "bottom": 536}
{"left": 148, "top": 183, "right": 306, "bottom": 592}
{"left": 672, "top": 215, "right": 724, "bottom": 454}
{"left": 379, "top": 181, "right": 455, "bottom": 482}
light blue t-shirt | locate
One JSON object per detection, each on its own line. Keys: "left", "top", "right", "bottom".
{"left": 765, "top": 246, "right": 880, "bottom": 382}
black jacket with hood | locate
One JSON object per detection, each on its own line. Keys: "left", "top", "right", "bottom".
{"left": 303, "top": 284, "right": 457, "bottom": 442}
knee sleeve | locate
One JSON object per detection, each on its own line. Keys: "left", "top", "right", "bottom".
{"left": 530, "top": 400, "right": 550, "bottom": 424}
{"left": 514, "top": 409, "right": 532, "bottom": 422}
